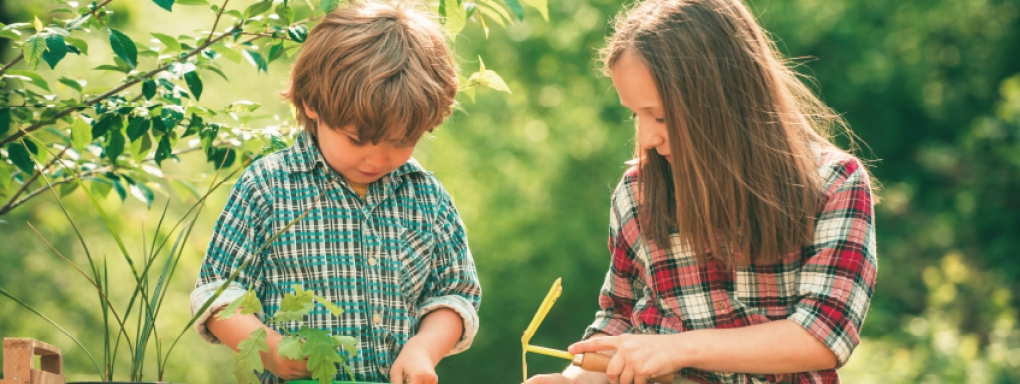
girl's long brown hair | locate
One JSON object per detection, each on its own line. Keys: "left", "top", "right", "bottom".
{"left": 602, "top": 0, "right": 856, "bottom": 265}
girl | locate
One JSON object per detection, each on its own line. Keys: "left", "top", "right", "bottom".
{"left": 527, "top": 0, "right": 877, "bottom": 383}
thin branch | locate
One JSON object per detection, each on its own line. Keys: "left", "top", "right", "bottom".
{"left": 1, "top": 25, "right": 239, "bottom": 149}
{"left": 0, "top": 145, "right": 71, "bottom": 215}
{"left": 208, "top": 0, "right": 231, "bottom": 42}
{"left": 0, "top": 54, "right": 24, "bottom": 76}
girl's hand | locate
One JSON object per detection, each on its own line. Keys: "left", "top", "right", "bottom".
{"left": 389, "top": 338, "right": 439, "bottom": 384}
{"left": 568, "top": 334, "right": 686, "bottom": 384}
{"left": 525, "top": 373, "right": 574, "bottom": 384}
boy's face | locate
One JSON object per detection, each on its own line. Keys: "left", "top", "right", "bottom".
{"left": 305, "top": 106, "right": 417, "bottom": 185}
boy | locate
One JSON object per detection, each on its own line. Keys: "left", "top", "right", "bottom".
{"left": 189, "top": 2, "right": 481, "bottom": 383}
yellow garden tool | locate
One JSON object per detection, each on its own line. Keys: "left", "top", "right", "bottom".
{"left": 521, "top": 278, "right": 675, "bottom": 384}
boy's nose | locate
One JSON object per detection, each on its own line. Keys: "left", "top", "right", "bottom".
{"left": 363, "top": 147, "right": 389, "bottom": 167}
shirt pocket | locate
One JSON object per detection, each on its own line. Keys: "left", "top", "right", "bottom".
{"left": 397, "top": 228, "right": 433, "bottom": 312}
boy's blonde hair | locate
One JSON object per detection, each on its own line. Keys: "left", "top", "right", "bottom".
{"left": 284, "top": 1, "right": 457, "bottom": 144}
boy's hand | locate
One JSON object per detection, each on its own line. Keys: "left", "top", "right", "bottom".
{"left": 264, "top": 332, "right": 312, "bottom": 380}
{"left": 389, "top": 338, "right": 438, "bottom": 384}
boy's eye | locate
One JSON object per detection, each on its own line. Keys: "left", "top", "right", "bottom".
{"left": 348, "top": 136, "right": 367, "bottom": 147}
{"left": 630, "top": 112, "right": 637, "bottom": 120}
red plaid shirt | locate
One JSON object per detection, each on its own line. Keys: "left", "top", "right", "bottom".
{"left": 584, "top": 149, "right": 877, "bottom": 384}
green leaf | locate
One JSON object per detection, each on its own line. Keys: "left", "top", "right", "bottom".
{"left": 130, "top": 132, "right": 152, "bottom": 162}
{"left": 274, "top": 285, "right": 315, "bottom": 323}
{"left": 63, "top": 36, "right": 88, "bottom": 54}
{"left": 151, "top": 32, "right": 181, "bottom": 52}
{"left": 41, "top": 34, "right": 68, "bottom": 69}
{"left": 0, "top": 29, "right": 20, "bottom": 40}
{"left": 176, "top": 0, "right": 208, "bottom": 5}
{"left": 199, "top": 123, "right": 219, "bottom": 153}
{"left": 210, "top": 44, "right": 242, "bottom": 63}
{"left": 234, "top": 328, "right": 268, "bottom": 384}
{"left": 227, "top": 100, "right": 261, "bottom": 113}
{"left": 520, "top": 0, "right": 548, "bottom": 21}
{"left": 169, "top": 178, "right": 201, "bottom": 200}
{"left": 8, "top": 142, "right": 35, "bottom": 174}
{"left": 126, "top": 116, "right": 151, "bottom": 141}
{"left": 105, "top": 129, "right": 125, "bottom": 164}
{"left": 58, "top": 77, "right": 84, "bottom": 92}
{"left": 443, "top": 0, "right": 466, "bottom": 41}
{"left": 218, "top": 289, "right": 263, "bottom": 319}
{"left": 183, "top": 114, "right": 203, "bottom": 137}
{"left": 242, "top": 50, "right": 267, "bottom": 72}
{"left": 320, "top": 0, "right": 341, "bottom": 13}
{"left": 0, "top": 108, "right": 10, "bottom": 137}
{"left": 184, "top": 71, "right": 203, "bottom": 101}
{"left": 277, "top": 336, "right": 304, "bottom": 360}
{"left": 90, "top": 114, "right": 117, "bottom": 138}
{"left": 0, "top": 162, "right": 12, "bottom": 191}
{"left": 58, "top": 181, "right": 78, "bottom": 197}
{"left": 297, "top": 327, "right": 345, "bottom": 384}
{"left": 480, "top": 69, "right": 512, "bottom": 93}
{"left": 244, "top": 1, "right": 273, "bottom": 18}
{"left": 503, "top": 0, "right": 524, "bottom": 20}
{"left": 154, "top": 134, "right": 172, "bottom": 166}
{"left": 109, "top": 175, "right": 128, "bottom": 200}
{"left": 5, "top": 70, "right": 50, "bottom": 91}
{"left": 108, "top": 28, "right": 138, "bottom": 69}
{"left": 129, "top": 182, "right": 154, "bottom": 207}
{"left": 142, "top": 79, "right": 157, "bottom": 100}
{"left": 333, "top": 335, "right": 358, "bottom": 357}
{"left": 71, "top": 115, "right": 92, "bottom": 153}
{"left": 313, "top": 295, "right": 344, "bottom": 317}
{"left": 286, "top": 25, "right": 308, "bottom": 43}
{"left": 152, "top": 0, "right": 174, "bottom": 12}
{"left": 161, "top": 105, "right": 185, "bottom": 129}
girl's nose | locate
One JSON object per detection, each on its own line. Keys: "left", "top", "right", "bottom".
{"left": 639, "top": 127, "right": 666, "bottom": 150}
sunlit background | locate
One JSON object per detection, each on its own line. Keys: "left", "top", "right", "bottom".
{"left": 1, "top": 0, "right": 1019, "bottom": 383}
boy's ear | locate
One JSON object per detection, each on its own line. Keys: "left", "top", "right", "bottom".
{"left": 303, "top": 104, "right": 319, "bottom": 119}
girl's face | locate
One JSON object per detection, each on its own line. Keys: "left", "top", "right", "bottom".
{"left": 304, "top": 106, "right": 417, "bottom": 186}
{"left": 611, "top": 50, "right": 672, "bottom": 163}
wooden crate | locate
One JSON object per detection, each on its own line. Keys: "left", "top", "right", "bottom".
{"left": 0, "top": 338, "right": 65, "bottom": 384}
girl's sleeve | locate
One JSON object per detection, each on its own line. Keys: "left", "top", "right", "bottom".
{"left": 789, "top": 157, "right": 878, "bottom": 367}
{"left": 189, "top": 167, "right": 270, "bottom": 344}
{"left": 584, "top": 177, "right": 643, "bottom": 339}
{"left": 417, "top": 190, "right": 482, "bottom": 355}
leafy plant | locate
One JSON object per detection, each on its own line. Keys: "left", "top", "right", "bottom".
{"left": 0, "top": 0, "right": 544, "bottom": 219}
{"left": 220, "top": 285, "right": 357, "bottom": 384}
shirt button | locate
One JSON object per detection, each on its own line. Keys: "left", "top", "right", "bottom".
{"left": 368, "top": 257, "right": 377, "bottom": 266}
{"left": 716, "top": 302, "right": 726, "bottom": 310}
{"left": 372, "top": 312, "right": 382, "bottom": 324}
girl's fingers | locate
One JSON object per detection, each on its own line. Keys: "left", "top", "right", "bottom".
{"left": 569, "top": 336, "right": 616, "bottom": 354}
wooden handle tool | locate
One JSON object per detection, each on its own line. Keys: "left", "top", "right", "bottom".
{"left": 573, "top": 352, "right": 675, "bottom": 384}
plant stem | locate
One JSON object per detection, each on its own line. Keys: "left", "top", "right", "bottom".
{"left": 0, "top": 54, "right": 24, "bottom": 76}
{"left": 208, "top": 0, "right": 231, "bottom": 43}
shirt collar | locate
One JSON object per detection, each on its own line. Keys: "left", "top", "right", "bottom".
{"left": 284, "top": 131, "right": 429, "bottom": 178}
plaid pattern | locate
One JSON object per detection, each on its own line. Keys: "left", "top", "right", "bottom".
{"left": 190, "top": 132, "right": 481, "bottom": 384}
{"left": 585, "top": 149, "right": 877, "bottom": 384}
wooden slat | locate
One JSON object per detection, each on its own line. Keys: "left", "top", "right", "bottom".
{"left": 0, "top": 338, "right": 64, "bottom": 384}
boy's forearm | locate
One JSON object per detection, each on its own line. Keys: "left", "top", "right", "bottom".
{"left": 408, "top": 308, "right": 463, "bottom": 363}
{"left": 207, "top": 309, "right": 278, "bottom": 351}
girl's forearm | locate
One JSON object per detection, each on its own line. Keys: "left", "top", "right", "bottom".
{"left": 408, "top": 308, "right": 463, "bottom": 362}
{"left": 677, "top": 319, "right": 837, "bottom": 373}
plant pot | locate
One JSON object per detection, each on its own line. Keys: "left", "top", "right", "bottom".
{"left": 69, "top": 382, "right": 178, "bottom": 383}
{"left": 287, "top": 381, "right": 385, "bottom": 384}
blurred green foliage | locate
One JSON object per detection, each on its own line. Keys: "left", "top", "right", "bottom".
{"left": 1, "top": 0, "right": 1019, "bottom": 383}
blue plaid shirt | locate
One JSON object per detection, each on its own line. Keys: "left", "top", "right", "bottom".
{"left": 190, "top": 132, "right": 482, "bottom": 383}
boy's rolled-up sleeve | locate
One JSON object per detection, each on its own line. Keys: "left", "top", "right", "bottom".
{"left": 417, "top": 192, "right": 481, "bottom": 355}
{"left": 190, "top": 168, "right": 270, "bottom": 344}
{"left": 789, "top": 158, "right": 878, "bottom": 367}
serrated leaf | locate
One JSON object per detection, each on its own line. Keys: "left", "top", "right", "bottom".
{"left": 161, "top": 105, "right": 185, "bottom": 129}
{"left": 274, "top": 285, "right": 315, "bottom": 323}
{"left": 244, "top": 1, "right": 273, "bottom": 18}
{"left": 184, "top": 71, "right": 203, "bottom": 101}
{"left": 126, "top": 116, "right": 151, "bottom": 141}
{"left": 41, "top": 34, "right": 67, "bottom": 69}
{"left": 154, "top": 134, "right": 172, "bottom": 166}
{"left": 234, "top": 328, "right": 268, "bottom": 384}
{"left": 59, "top": 77, "right": 84, "bottom": 92}
{"left": 130, "top": 132, "right": 152, "bottom": 162}
{"left": 333, "top": 335, "right": 358, "bottom": 356}
{"left": 218, "top": 289, "right": 263, "bottom": 319}
{"left": 5, "top": 70, "right": 50, "bottom": 91}
{"left": 129, "top": 182, "right": 154, "bottom": 207}
{"left": 297, "top": 327, "right": 344, "bottom": 384}
{"left": 71, "top": 115, "right": 92, "bottom": 153}
{"left": 286, "top": 25, "right": 308, "bottom": 43}
{"left": 8, "top": 143, "right": 35, "bottom": 174}
{"left": 313, "top": 294, "right": 344, "bottom": 317}
{"left": 152, "top": 0, "right": 174, "bottom": 12}
{"left": 443, "top": 0, "right": 466, "bottom": 41}
{"left": 277, "top": 336, "right": 304, "bottom": 360}
{"left": 503, "top": 0, "right": 524, "bottom": 20}
{"left": 320, "top": 0, "right": 340, "bottom": 13}
{"left": 142, "top": 79, "right": 156, "bottom": 100}
{"left": 151, "top": 32, "right": 181, "bottom": 52}
{"left": 108, "top": 28, "right": 138, "bottom": 69}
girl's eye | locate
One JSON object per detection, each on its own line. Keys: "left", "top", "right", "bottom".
{"left": 655, "top": 117, "right": 666, "bottom": 124}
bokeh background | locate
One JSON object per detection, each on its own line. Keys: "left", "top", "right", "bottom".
{"left": 2, "top": 0, "right": 1019, "bottom": 383}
